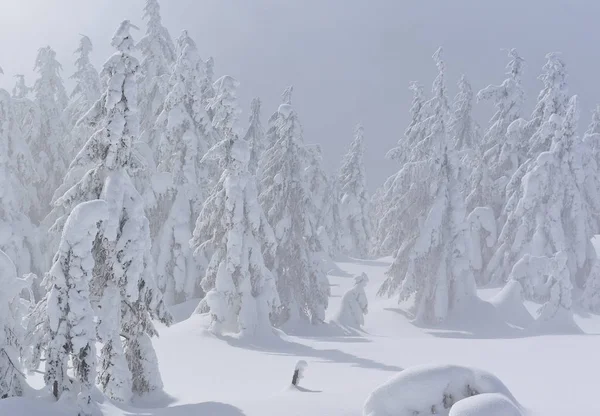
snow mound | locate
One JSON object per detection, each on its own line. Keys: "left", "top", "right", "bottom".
{"left": 449, "top": 393, "right": 523, "bottom": 416}
{"left": 363, "top": 364, "right": 521, "bottom": 416}
{"left": 489, "top": 281, "right": 533, "bottom": 328}
{"left": 528, "top": 307, "right": 583, "bottom": 335}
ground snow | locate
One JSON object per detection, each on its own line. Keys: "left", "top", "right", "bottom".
{"left": 449, "top": 393, "right": 523, "bottom": 416}
{"left": 7, "top": 257, "right": 600, "bottom": 415}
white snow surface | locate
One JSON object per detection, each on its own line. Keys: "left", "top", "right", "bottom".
{"left": 5, "top": 257, "right": 600, "bottom": 415}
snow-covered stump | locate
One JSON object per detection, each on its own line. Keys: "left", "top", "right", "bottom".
{"left": 332, "top": 273, "right": 369, "bottom": 329}
{"left": 363, "top": 364, "right": 522, "bottom": 416}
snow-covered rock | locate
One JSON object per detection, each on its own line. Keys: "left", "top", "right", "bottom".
{"left": 363, "top": 364, "right": 521, "bottom": 416}
{"left": 449, "top": 393, "right": 523, "bottom": 416}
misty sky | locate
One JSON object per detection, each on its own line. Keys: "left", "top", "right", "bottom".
{"left": 1, "top": 0, "right": 599, "bottom": 189}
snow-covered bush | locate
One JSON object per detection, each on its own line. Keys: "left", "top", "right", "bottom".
{"left": 333, "top": 273, "right": 369, "bottom": 328}
{"left": 363, "top": 364, "right": 521, "bottom": 416}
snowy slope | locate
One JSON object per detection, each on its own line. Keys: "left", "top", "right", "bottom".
{"left": 4, "top": 257, "right": 600, "bottom": 415}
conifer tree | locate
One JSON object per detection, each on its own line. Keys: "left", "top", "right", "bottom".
{"left": 378, "top": 49, "right": 475, "bottom": 323}
{"left": 0, "top": 250, "right": 29, "bottom": 399}
{"left": 244, "top": 97, "right": 265, "bottom": 175}
{"left": 154, "top": 30, "right": 215, "bottom": 304}
{"left": 31, "top": 46, "right": 70, "bottom": 218}
{"left": 44, "top": 200, "right": 107, "bottom": 415}
{"left": 258, "top": 91, "right": 330, "bottom": 326}
{"left": 50, "top": 20, "right": 171, "bottom": 402}
{"left": 489, "top": 97, "right": 600, "bottom": 289}
{"left": 190, "top": 132, "right": 280, "bottom": 337}
{"left": 0, "top": 88, "right": 41, "bottom": 276}
{"left": 137, "top": 0, "right": 176, "bottom": 142}
{"left": 338, "top": 124, "right": 371, "bottom": 258}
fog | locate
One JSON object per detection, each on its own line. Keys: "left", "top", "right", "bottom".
{"left": 1, "top": 0, "right": 599, "bottom": 189}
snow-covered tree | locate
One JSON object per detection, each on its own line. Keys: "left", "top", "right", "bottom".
{"left": 244, "top": 97, "right": 265, "bottom": 175}
{"left": 509, "top": 252, "right": 573, "bottom": 322}
{"left": 0, "top": 89, "right": 41, "bottom": 276}
{"left": 371, "top": 82, "right": 429, "bottom": 256}
{"left": 264, "top": 86, "right": 294, "bottom": 151}
{"left": 44, "top": 201, "right": 107, "bottom": 414}
{"left": 201, "top": 56, "right": 215, "bottom": 119}
{"left": 0, "top": 250, "right": 30, "bottom": 399}
{"left": 305, "top": 144, "right": 342, "bottom": 258}
{"left": 450, "top": 75, "right": 479, "bottom": 153}
{"left": 207, "top": 75, "right": 241, "bottom": 141}
{"left": 50, "top": 20, "right": 171, "bottom": 402}
{"left": 190, "top": 134, "right": 280, "bottom": 337}
{"left": 65, "top": 35, "right": 101, "bottom": 130}
{"left": 258, "top": 95, "right": 330, "bottom": 326}
{"left": 137, "top": 0, "right": 176, "bottom": 141}
{"left": 333, "top": 273, "right": 369, "bottom": 328}
{"left": 378, "top": 49, "right": 476, "bottom": 324}
{"left": 31, "top": 46, "right": 70, "bottom": 218}
{"left": 489, "top": 96, "right": 600, "bottom": 290}
{"left": 477, "top": 49, "right": 525, "bottom": 151}
{"left": 12, "top": 74, "right": 31, "bottom": 99}
{"left": 338, "top": 124, "right": 371, "bottom": 258}
{"left": 528, "top": 52, "right": 569, "bottom": 158}
{"left": 153, "top": 30, "right": 215, "bottom": 304}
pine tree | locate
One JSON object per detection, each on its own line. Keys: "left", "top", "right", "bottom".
{"left": 190, "top": 133, "right": 280, "bottom": 337}
{"left": 207, "top": 75, "right": 241, "bottom": 141}
{"left": 244, "top": 97, "right": 265, "bottom": 175}
{"left": 31, "top": 46, "right": 70, "bottom": 218}
{"left": 65, "top": 35, "right": 101, "bottom": 130}
{"left": 450, "top": 75, "right": 479, "bottom": 153}
{"left": 489, "top": 96, "right": 600, "bottom": 290}
{"left": 258, "top": 92, "right": 330, "bottom": 326}
{"left": 378, "top": 49, "right": 475, "bottom": 324}
{"left": 0, "top": 250, "right": 29, "bottom": 399}
{"left": 137, "top": 0, "right": 176, "bottom": 143}
{"left": 50, "top": 20, "right": 171, "bottom": 402}
{"left": 528, "top": 52, "right": 569, "bottom": 158}
{"left": 338, "top": 124, "right": 371, "bottom": 258}
{"left": 0, "top": 88, "right": 41, "bottom": 277}
{"left": 201, "top": 56, "right": 216, "bottom": 120}
{"left": 305, "top": 144, "right": 342, "bottom": 258}
{"left": 372, "top": 82, "right": 428, "bottom": 256}
{"left": 44, "top": 200, "right": 107, "bottom": 414}
{"left": 153, "top": 30, "right": 215, "bottom": 304}
{"left": 64, "top": 35, "right": 102, "bottom": 160}
{"left": 12, "top": 74, "right": 31, "bottom": 99}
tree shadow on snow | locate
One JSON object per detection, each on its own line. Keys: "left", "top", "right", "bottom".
{"left": 140, "top": 402, "right": 246, "bottom": 416}
{"left": 219, "top": 332, "right": 402, "bottom": 373}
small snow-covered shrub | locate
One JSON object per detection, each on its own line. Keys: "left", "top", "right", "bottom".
{"left": 332, "top": 273, "right": 368, "bottom": 328}
{"left": 363, "top": 364, "right": 520, "bottom": 416}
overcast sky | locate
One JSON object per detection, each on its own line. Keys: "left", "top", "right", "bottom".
{"left": 1, "top": 0, "right": 599, "bottom": 189}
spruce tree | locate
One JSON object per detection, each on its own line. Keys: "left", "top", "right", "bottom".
{"left": 50, "top": 20, "right": 171, "bottom": 402}
{"left": 258, "top": 91, "right": 330, "bottom": 326}
{"left": 338, "top": 124, "right": 371, "bottom": 258}
{"left": 378, "top": 49, "right": 475, "bottom": 323}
